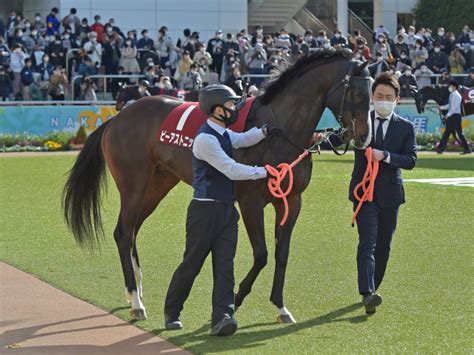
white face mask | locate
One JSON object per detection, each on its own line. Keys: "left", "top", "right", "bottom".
{"left": 35, "top": 16, "right": 41, "bottom": 21}
{"left": 374, "top": 100, "right": 396, "bottom": 118}
{"left": 448, "top": 86, "right": 455, "bottom": 93}
{"left": 434, "top": 47, "right": 441, "bottom": 53}
{"left": 438, "top": 31, "right": 445, "bottom": 37}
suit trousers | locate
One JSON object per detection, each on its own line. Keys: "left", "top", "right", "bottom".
{"left": 164, "top": 199, "right": 239, "bottom": 326}
{"left": 438, "top": 114, "right": 470, "bottom": 151}
{"left": 355, "top": 201, "right": 399, "bottom": 295}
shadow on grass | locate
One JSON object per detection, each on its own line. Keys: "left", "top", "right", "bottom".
{"left": 415, "top": 157, "right": 474, "bottom": 171}
{"left": 160, "top": 302, "right": 365, "bottom": 353}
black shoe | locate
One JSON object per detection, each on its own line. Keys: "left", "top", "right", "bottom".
{"left": 164, "top": 313, "right": 183, "bottom": 330}
{"left": 435, "top": 147, "right": 443, "bottom": 154}
{"left": 210, "top": 315, "right": 238, "bottom": 336}
{"left": 363, "top": 293, "right": 383, "bottom": 315}
{"left": 460, "top": 149, "right": 472, "bottom": 155}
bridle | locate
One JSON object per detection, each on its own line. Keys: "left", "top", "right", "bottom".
{"left": 268, "top": 59, "right": 371, "bottom": 155}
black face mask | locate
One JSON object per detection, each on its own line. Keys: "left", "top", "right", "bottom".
{"left": 215, "top": 106, "right": 238, "bottom": 127}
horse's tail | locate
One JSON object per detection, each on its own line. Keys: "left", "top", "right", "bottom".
{"left": 62, "top": 120, "right": 111, "bottom": 249}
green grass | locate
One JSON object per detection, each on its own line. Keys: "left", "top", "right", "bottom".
{"left": 1, "top": 153, "right": 473, "bottom": 354}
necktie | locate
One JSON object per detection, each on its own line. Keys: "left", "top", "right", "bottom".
{"left": 375, "top": 117, "right": 386, "bottom": 148}
{"left": 223, "top": 131, "right": 230, "bottom": 141}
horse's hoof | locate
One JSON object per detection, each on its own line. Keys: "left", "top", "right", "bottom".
{"left": 130, "top": 308, "right": 147, "bottom": 320}
{"left": 277, "top": 314, "right": 296, "bottom": 324}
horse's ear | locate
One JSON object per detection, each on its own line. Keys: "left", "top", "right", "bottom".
{"left": 354, "top": 61, "right": 369, "bottom": 75}
{"left": 410, "top": 87, "right": 418, "bottom": 95}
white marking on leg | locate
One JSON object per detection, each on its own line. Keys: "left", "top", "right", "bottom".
{"left": 131, "top": 250, "right": 143, "bottom": 299}
{"left": 277, "top": 306, "right": 296, "bottom": 323}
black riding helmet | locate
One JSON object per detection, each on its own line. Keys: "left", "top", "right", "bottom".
{"left": 139, "top": 80, "right": 150, "bottom": 88}
{"left": 199, "top": 84, "right": 246, "bottom": 116}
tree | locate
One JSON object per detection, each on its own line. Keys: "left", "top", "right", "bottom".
{"left": 413, "top": 0, "right": 474, "bottom": 34}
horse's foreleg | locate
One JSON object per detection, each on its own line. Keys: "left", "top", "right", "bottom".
{"left": 235, "top": 198, "right": 267, "bottom": 309}
{"left": 271, "top": 195, "right": 302, "bottom": 324}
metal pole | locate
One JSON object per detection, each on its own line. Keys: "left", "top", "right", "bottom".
{"left": 337, "top": 0, "right": 349, "bottom": 36}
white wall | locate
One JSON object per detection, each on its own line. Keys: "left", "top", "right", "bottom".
{"left": 36, "top": 0, "right": 248, "bottom": 44}
{"left": 373, "top": 0, "right": 418, "bottom": 35}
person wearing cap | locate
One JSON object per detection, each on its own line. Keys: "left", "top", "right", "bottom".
{"left": 245, "top": 41, "right": 267, "bottom": 87}
{"left": 437, "top": 80, "right": 472, "bottom": 154}
{"left": 137, "top": 80, "right": 151, "bottom": 97}
{"left": 164, "top": 84, "right": 283, "bottom": 336}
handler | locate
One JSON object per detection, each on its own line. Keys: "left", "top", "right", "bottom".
{"left": 315, "top": 73, "right": 417, "bottom": 315}
{"left": 164, "top": 84, "right": 282, "bottom": 336}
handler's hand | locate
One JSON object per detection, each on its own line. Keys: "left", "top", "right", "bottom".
{"left": 372, "top": 148, "right": 385, "bottom": 161}
{"left": 311, "top": 132, "right": 325, "bottom": 145}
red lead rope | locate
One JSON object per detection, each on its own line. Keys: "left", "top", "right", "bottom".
{"left": 265, "top": 150, "right": 310, "bottom": 226}
{"left": 351, "top": 147, "right": 379, "bottom": 227}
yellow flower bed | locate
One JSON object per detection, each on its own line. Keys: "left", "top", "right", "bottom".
{"left": 45, "top": 140, "right": 62, "bottom": 151}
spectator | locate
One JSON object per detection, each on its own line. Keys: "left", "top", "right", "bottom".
{"left": 46, "top": 7, "right": 60, "bottom": 36}
{"left": 410, "top": 39, "right": 428, "bottom": 68}
{"left": 395, "top": 49, "right": 411, "bottom": 71}
{"left": 0, "top": 17, "right": 4, "bottom": 39}
{"left": 111, "top": 66, "right": 129, "bottom": 99}
{"left": 275, "top": 28, "right": 292, "bottom": 48}
{"left": 78, "top": 18, "right": 91, "bottom": 43}
{"left": 10, "top": 44, "right": 27, "bottom": 97}
{"left": 393, "top": 34, "right": 409, "bottom": 59}
{"left": 176, "top": 28, "right": 191, "bottom": 49}
{"left": 137, "top": 29, "right": 153, "bottom": 50}
{"left": 49, "top": 65, "right": 68, "bottom": 100}
{"left": 438, "top": 69, "right": 453, "bottom": 85}
{"left": 221, "top": 51, "right": 239, "bottom": 83}
{"left": 223, "top": 33, "right": 240, "bottom": 60}
{"left": 457, "top": 25, "right": 471, "bottom": 45}
{"left": 103, "top": 34, "right": 121, "bottom": 75}
{"left": 292, "top": 34, "right": 310, "bottom": 55}
{"left": 33, "top": 13, "right": 46, "bottom": 35}
{"left": 23, "top": 20, "right": 33, "bottom": 37}
{"left": 20, "top": 57, "right": 34, "bottom": 100}
{"left": 225, "top": 66, "right": 247, "bottom": 95}
{"left": 368, "top": 52, "right": 389, "bottom": 78}
{"left": 245, "top": 42, "right": 266, "bottom": 87}
{"left": 180, "top": 63, "right": 203, "bottom": 90}
{"left": 0, "top": 36, "right": 11, "bottom": 65}
{"left": 355, "top": 38, "right": 371, "bottom": 61}
{"left": 83, "top": 32, "right": 102, "bottom": 68}
{"left": 330, "top": 29, "right": 348, "bottom": 48}
{"left": 138, "top": 80, "right": 151, "bottom": 97}
{"left": 427, "top": 42, "right": 448, "bottom": 74}
{"left": 36, "top": 53, "right": 53, "bottom": 98}
{"left": 11, "top": 29, "right": 27, "bottom": 49}
{"left": 75, "top": 56, "right": 96, "bottom": 99}
{"left": 174, "top": 50, "right": 193, "bottom": 83}
{"left": 6, "top": 11, "right": 18, "bottom": 45}
{"left": 90, "top": 15, "right": 105, "bottom": 43}
{"left": 46, "top": 34, "right": 66, "bottom": 68}
{"left": 62, "top": 8, "right": 81, "bottom": 36}
{"left": 373, "top": 34, "right": 391, "bottom": 61}
{"left": 24, "top": 27, "right": 45, "bottom": 56}
{"left": 251, "top": 24, "right": 264, "bottom": 45}
{"left": 207, "top": 30, "right": 224, "bottom": 75}
{"left": 448, "top": 47, "right": 466, "bottom": 74}
{"left": 404, "top": 26, "right": 420, "bottom": 51}
{"left": 398, "top": 66, "right": 418, "bottom": 97}
{"left": 193, "top": 43, "right": 213, "bottom": 67}
{"left": 304, "top": 29, "right": 319, "bottom": 49}
{"left": 262, "top": 34, "right": 273, "bottom": 50}
{"left": 444, "top": 32, "right": 457, "bottom": 55}
{"left": 157, "top": 75, "right": 174, "bottom": 92}
{"left": 165, "top": 47, "right": 179, "bottom": 77}
{"left": 0, "top": 65, "right": 12, "bottom": 100}
{"left": 463, "top": 68, "right": 474, "bottom": 87}
{"left": 80, "top": 75, "right": 97, "bottom": 101}
{"left": 183, "top": 31, "right": 200, "bottom": 58}
{"left": 144, "top": 63, "right": 158, "bottom": 85}
{"left": 156, "top": 26, "right": 173, "bottom": 67}
{"left": 29, "top": 73, "right": 43, "bottom": 100}
{"left": 435, "top": 27, "right": 449, "bottom": 53}
{"left": 236, "top": 32, "right": 250, "bottom": 54}
{"left": 316, "top": 30, "right": 330, "bottom": 48}
{"left": 414, "top": 62, "right": 434, "bottom": 89}
{"left": 120, "top": 38, "right": 140, "bottom": 74}
{"left": 197, "top": 57, "right": 211, "bottom": 86}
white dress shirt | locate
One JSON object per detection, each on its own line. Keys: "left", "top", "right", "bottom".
{"left": 192, "top": 119, "right": 268, "bottom": 182}
{"left": 374, "top": 111, "right": 392, "bottom": 163}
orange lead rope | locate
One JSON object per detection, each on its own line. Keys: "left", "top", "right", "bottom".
{"left": 351, "top": 147, "right": 379, "bottom": 227}
{"left": 265, "top": 150, "right": 310, "bottom": 226}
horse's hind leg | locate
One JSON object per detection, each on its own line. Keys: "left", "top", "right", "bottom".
{"left": 128, "top": 171, "right": 180, "bottom": 303}
{"left": 270, "top": 195, "right": 302, "bottom": 324}
{"left": 235, "top": 197, "right": 268, "bottom": 309}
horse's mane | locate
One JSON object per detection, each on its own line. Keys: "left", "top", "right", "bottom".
{"left": 260, "top": 48, "right": 354, "bottom": 104}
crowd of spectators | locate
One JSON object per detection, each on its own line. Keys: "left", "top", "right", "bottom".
{"left": 0, "top": 7, "right": 473, "bottom": 101}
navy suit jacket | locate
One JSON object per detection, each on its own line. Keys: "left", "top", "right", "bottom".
{"left": 335, "top": 111, "right": 417, "bottom": 208}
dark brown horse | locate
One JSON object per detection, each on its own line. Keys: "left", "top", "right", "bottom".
{"left": 63, "top": 49, "right": 372, "bottom": 324}
{"left": 115, "top": 85, "right": 199, "bottom": 110}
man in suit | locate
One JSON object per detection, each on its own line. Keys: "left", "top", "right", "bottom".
{"left": 315, "top": 72, "right": 417, "bottom": 314}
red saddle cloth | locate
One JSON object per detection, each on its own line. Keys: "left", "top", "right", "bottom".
{"left": 157, "top": 96, "right": 255, "bottom": 149}
{"left": 461, "top": 87, "right": 474, "bottom": 105}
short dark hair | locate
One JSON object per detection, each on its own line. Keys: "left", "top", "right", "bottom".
{"left": 51, "top": 7, "right": 59, "bottom": 13}
{"left": 372, "top": 72, "right": 400, "bottom": 97}
{"left": 71, "top": 8, "right": 77, "bottom": 14}
{"left": 449, "top": 80, "right": 459, "bottom": 88}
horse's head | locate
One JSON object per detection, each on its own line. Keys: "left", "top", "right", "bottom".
{"left": 325, "top": 60, "right": 372, "bottom": 149}
{"left": 412, "top": 87, "right": 427, "bottom": 113}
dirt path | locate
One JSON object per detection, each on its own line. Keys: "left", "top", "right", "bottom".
{"left": 0, "top": 262, "right": 189, "bottom": 354}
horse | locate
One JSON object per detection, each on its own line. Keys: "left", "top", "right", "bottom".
{"left": 63, "top": 48, "right": 372, "bottom": 324}
{"left": 413, "top": 85, "right": 474, "bottom": 117}
{"left": 115, "top": 84, "right": 199, "bottom": 110}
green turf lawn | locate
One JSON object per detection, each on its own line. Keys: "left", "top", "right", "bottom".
{"left": 1, "top": 153, "right": 473, "bottom": 353}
